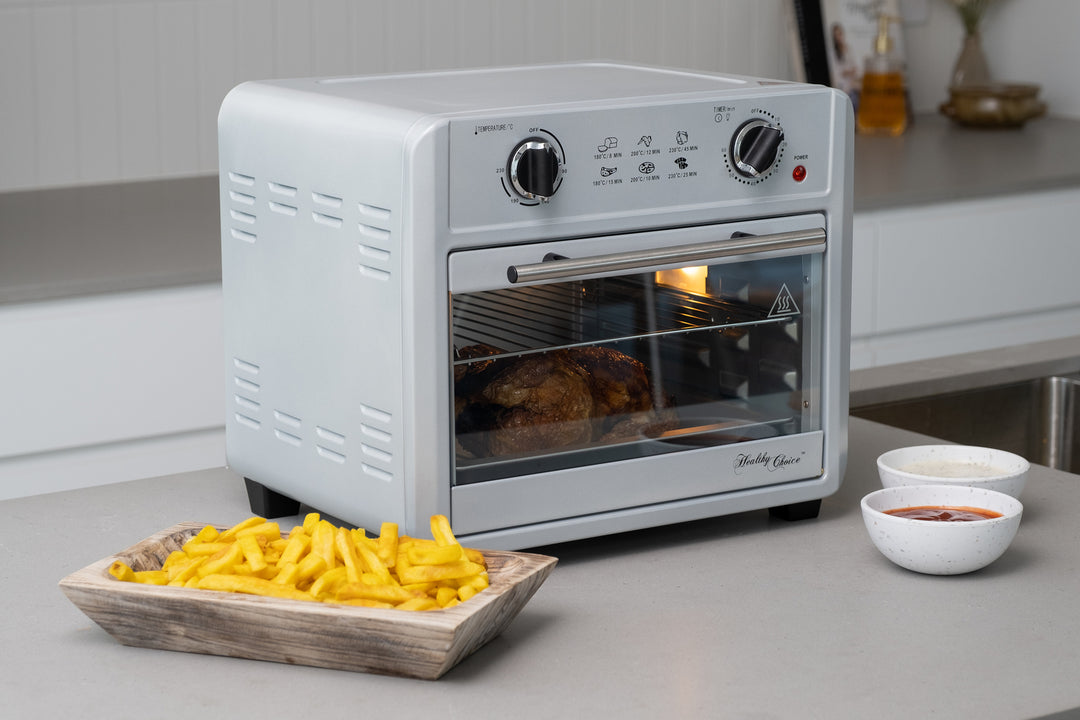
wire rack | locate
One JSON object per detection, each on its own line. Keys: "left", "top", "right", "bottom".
{"left": 451, "top": 275, "right": 785, "bottom": 362}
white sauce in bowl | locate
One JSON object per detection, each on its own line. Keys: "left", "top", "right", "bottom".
{"left": 899, "top": 460, "right": 1008, "bottom": 478}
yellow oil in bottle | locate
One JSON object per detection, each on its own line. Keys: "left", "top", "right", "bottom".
{"left": 857, "top": 71, "right": 908, "bottom": 136}
{"left": 856, "top": 15, "right": 908, "bottom": 136}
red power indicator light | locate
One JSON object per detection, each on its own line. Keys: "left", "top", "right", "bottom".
{"left": 792, "top": 165, "right": 807, "bottom": 182}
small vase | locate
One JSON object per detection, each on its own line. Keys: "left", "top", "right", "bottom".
{"left": 950, "top": 31, "right": 991, "bottom": 88}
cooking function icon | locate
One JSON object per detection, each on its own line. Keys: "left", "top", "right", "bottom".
{"left": 597, "top": 137, "right": 618, "bottom": 152}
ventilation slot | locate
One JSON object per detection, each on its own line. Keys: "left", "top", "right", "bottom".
{"left": 234, "top": 357, "right": 260, "bottom": 375}
{"left": 313, "top": 212, "right": 343, "bottom": 228}
{"left": 230, "top": 228, "right": 256, "bottom": 243}
{"left": 316, "top": 426, "right": 346, "bottom": 445}
{"left": 269, "top": 201, "right": 298, "bottom": 216}
{"left": 275, "top": 429, "right": 302, "bottom": 447}
{"left": 274, "top": 410, "right": 301, "bottom": 428}
{"left": 232, "top": 360, "right": 261, "bottom": 425}
{"left": 360, "top": 244, "right": 390, "bottom": 262}
{"left": 361, "top": 463, "right": 392, "bottom": 481}
{"left": 359, "top": 202, "right": 391, "bottom": 228}
{"left": 360, "top": 265, "right": 391, "bottom": 281}
{"left": 360, "top": 404, "right": 391, "bottom": 424}
{"left": 318, "top": 446, "right": 347, "bottom": 464}
{"left": 313, "top": 191, "right": 343, "bottom": 208}
{"left": 353, "top": 405, "right": 392, "bottom": 479}
{"left": 315, "top": 425, "right": 347, "bottom": 464}
{"left": 235, "top": 413, "right": 260, "bottom": 430}
{"left": 360, "top": 423, "right": 391, "bottom": 443}
{"left": 226, "top": 176, "right": 258, "bottom": 242}
{"left": 228, "top": 171, "right": 255, "bottom": 187}
{"left": 268, "top": 181, "right": 297, "bottom": 197}
{"left": 361, "top": 444, "right": 392, "bottom": 463}
{"left": 360, "top": 224, "right": 390, "bottom": 243}
{"left": 358, "top": 223, "right": 392, "bottom": 280}
{"left": 234, "top": 376, "right": 260, "bottom": 393}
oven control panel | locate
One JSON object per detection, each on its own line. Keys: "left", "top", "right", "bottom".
{"left": 448, "top": 88, "right": 842, "bottom": 230}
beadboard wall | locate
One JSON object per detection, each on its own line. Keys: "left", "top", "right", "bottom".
{"left": 0, "top": 0, "right": 794, "bottom": 192}
{"left": 5, "top": 0, "right": 1078, "bottom": 193}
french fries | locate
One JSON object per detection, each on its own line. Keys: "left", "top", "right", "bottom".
{"left": 108, "top": 513, "right": 489, "bottom": 611}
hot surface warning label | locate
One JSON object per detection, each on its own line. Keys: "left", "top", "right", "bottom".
{"left": 768, "top": 284, "right": 800, "bottom": 317}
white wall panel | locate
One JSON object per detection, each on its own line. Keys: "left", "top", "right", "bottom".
{"left": 418, "top": 0, "right": 459, "bottom": 70}
{"left": 557, "top": 0, "right": 593, "bottom": 62}
{"left": 272, "top": 0, "right": 311, "bottom": 77}
{"left": 690, "top": 1, "right": 724, "bottom": 72}
{"left": 588, "top": 0, "right": 627, "bottom": 63}
{"left": 486, "top": 1, "right": 526, "bottom": 68}
{"left": 195, "top": 0, "right": 235, "bottom": 170}
{"left": 238, "top": 0, "right": 278, "bottom": 79}
{"left": 312, "top": 0, "right": 351, "bottom": 76}
{"left": 384, "top": 0, "right": 422, "bottom": 73}
{"left": 157, "top": 1, "right": 200, "bottom": 175}
{"left": 350, "top": 0, "right": 387, "bottom": 73}
{"left": 25, "top": 0, "right": 1080, "bottom": 192}
{"left": 75, "top": 4, "right": 121, "bottom": 181}
{"left": 33, "top": 5, "right": 79, "bottom": 187}
{"left": 4, "top": 0, "right": 799, "bottom": 192}
{"left": 115, "top": 2, "right": 160, "bottom": 179}
{"left": 1, "top": 8, "right": 37, "bottom": 186}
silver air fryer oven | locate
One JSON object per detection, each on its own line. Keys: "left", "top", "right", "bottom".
{"left": 218, "top": 62, "right": 853, "bottom": 550}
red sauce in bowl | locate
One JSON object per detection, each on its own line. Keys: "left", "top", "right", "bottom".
{"left": 885, "top": 505, "right": 1002, "bottom": 522}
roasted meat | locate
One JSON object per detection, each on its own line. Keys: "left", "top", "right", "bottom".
{"left": 454, "top": 343, "right": 664, "bottom": 457}
{"left": 481, "top": 350, "right": 595, "bottom": 455}
{"left": 568, "top": 346, "right": 653, "bottom": 430}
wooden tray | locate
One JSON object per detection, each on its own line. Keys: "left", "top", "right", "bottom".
{"left": 59, "top": 522, "right": 557, "bottom": 680}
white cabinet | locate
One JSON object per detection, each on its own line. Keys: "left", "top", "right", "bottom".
{"left": 850, "top": 187, "right": 1080, "bottom": 369}
{"left": 0, "top": 285, "right": 225, "bottom": 500}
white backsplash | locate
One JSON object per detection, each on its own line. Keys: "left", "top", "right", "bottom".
{"left": 3, "top": 0, "right": 1077, "bottom": 193}
{"left": 0, "top": 0, "right": 791, "bottom": 192}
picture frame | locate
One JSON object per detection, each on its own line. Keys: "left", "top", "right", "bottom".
{"left": 788, "top": 0, "right": 906, "bottom": 113}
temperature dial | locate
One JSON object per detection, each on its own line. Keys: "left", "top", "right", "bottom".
{"left": 730, "top": 119, "right": 785, "bottom": 179}
{"left": 507, "top": 137, "right": 562, "bottom": 202}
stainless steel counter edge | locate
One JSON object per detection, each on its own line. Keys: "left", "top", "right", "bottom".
{"left": 850, "top": 335, "right": 1080, "bottom": 408}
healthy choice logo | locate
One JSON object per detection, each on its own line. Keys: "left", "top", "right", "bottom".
{"left": 733, "top": 450, "right": 804, "bottom": 474}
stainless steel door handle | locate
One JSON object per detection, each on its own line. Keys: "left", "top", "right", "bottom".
{"left": 506, "top": 228, "right": 826, "bottom": 284}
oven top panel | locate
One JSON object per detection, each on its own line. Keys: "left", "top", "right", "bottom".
{"left": 312, "top": 62, "right": 754, "bottom": 113}
{"left": 447, "top": 86, "right": 842, "bottom": 231}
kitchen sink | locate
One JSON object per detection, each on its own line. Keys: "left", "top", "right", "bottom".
{"left": 852, "top": 374, "right": 1080, "bottom": 473}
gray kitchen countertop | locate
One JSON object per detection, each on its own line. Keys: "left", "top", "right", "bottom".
{"left": 4, "top": 113, "right": 1080, "bottom": 305}
{"left": 5, "top": 411, "right": 1078, "bottom": 719}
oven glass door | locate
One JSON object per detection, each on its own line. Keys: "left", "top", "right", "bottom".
{"left": 448, "top": 216, "right": 825, "bottom": 486}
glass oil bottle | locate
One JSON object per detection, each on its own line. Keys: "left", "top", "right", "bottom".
{"left": 856, "top": 15, "right": 907, "bottom": 136}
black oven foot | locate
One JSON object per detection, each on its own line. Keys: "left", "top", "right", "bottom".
{"left": 244, "top": 477, "right": 302, "bottom": 518}
{"left": 768, "top": 498, "right": 822, "bottom": 521}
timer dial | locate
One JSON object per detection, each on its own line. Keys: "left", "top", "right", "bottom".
{"left": 507, "top": 137, "right": 562, "bottom": 201}
{"left": 730, "top": 119, "right": 785, "bottom": 179}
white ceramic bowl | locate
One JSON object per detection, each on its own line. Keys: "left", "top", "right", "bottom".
{"left": 877, "top": 444, "right": 1029, "bottom": 499}
{"left": 861, "top": 485, "right": 1023, "bottom": 575}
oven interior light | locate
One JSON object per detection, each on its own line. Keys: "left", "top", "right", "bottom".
{"left": 656, "top": 266, "right": 708, "bottom": 295}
